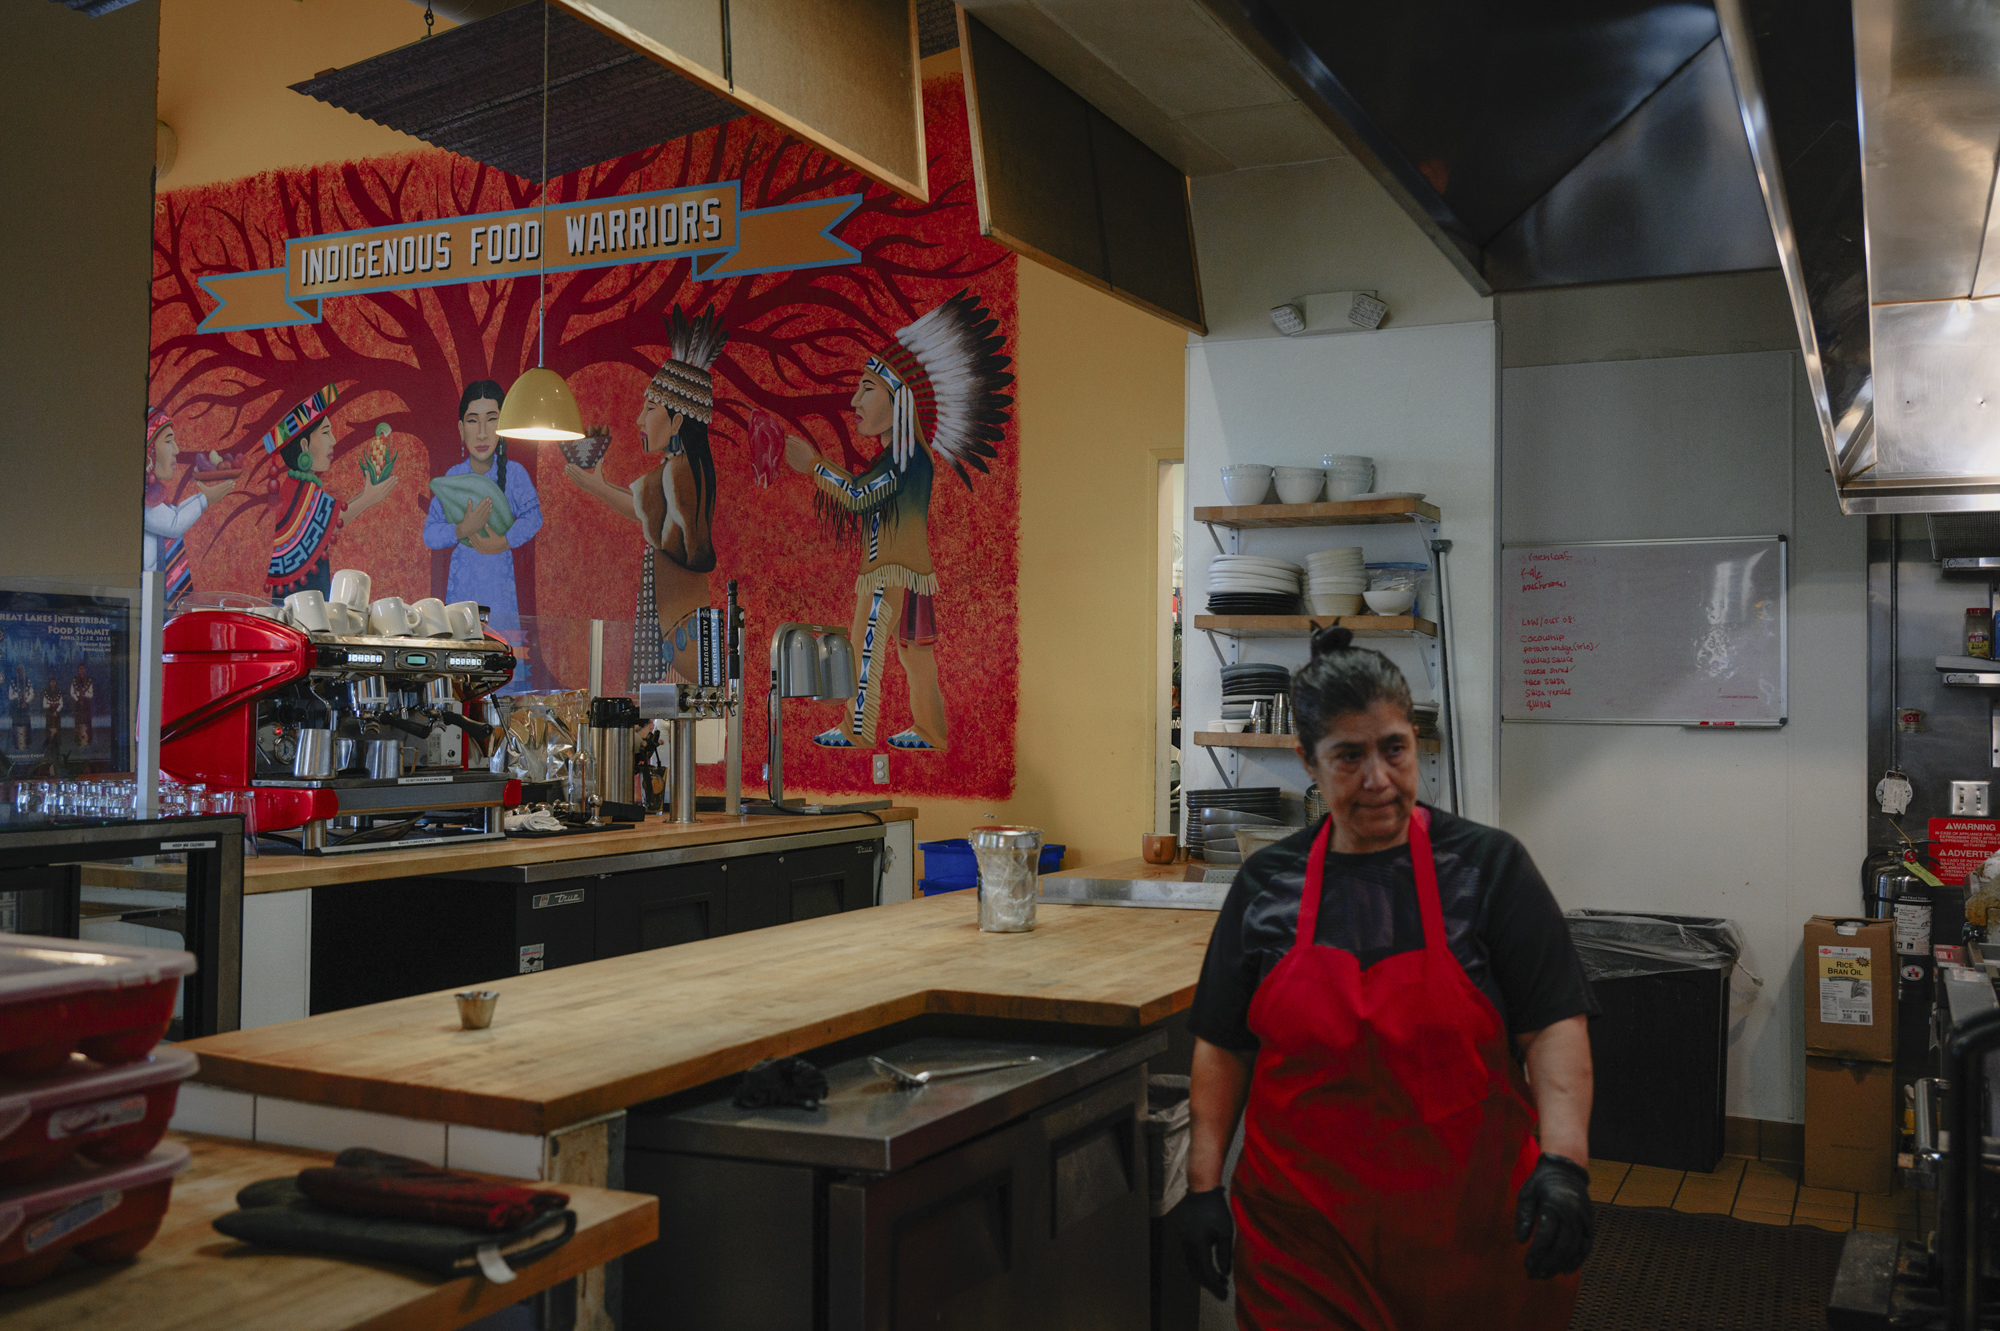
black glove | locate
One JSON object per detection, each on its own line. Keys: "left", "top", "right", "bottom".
{"left": 1179, "top": 1186, "right": 1234, "bottom": 1300}
{"left": 732, "top": 1056, "right": 830, "bottom": 1110}
{"left": 1514, "top": 1152, "right": 1593, "bottom": 1279}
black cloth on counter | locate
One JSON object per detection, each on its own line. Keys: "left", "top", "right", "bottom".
{"left": 733, "top": 1055, "right": 830, "bottom": 1110}
{"left": 213, "top": 1175, "right": 576, "bottom": 1278}
{"left": 1189, "top": 807, "right": 1597, "bottom": 1052}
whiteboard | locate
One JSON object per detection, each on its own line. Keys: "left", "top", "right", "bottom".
{"left": 1500, "top": 537, "right": 1786, "bottom": 725}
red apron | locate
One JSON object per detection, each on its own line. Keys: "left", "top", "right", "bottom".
{"left": 1230, "top": 809, "right": 1579, "bottom": 1330}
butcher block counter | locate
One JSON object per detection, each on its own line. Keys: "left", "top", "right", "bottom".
{"left": 0, "top": 1133, "right": 656, "bottom": 1331}
{"left": 84, "top": 808, "right": 916, "bottom": 895}
{"left": 179, "top": 891, "right": 1215, "bottom": 1136}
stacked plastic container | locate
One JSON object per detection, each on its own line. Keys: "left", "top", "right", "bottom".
{"left": 0, "top": 934, "right": 198, "bottom": 1286}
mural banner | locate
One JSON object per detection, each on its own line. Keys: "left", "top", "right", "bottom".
{"left": 197, "top": 185, "right": 862, "bottom": 334}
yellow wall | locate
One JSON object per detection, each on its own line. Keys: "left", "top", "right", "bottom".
{"left": 890, "top": 261, "right": 1186, "bottom": 869}
{"left": 157, "top": 0, "right": 442, "bottom": 191}
{"left": 155, "top": 7, "right": 1190, "bottom": 867}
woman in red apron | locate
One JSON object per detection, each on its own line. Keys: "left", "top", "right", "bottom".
{"left": 1181, "top": 626, "right": 1596, "bottom": 1329}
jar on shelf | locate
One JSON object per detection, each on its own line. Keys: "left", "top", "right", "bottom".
{"left": 1968, "top": 606, "right": 1994, "bottom": 659}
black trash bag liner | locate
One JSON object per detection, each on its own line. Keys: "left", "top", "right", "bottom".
{"left": 1564, "top": 909, "right": 1744, "bottom": 982}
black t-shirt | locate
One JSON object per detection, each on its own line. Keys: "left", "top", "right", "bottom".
{"left": 1189, "top": 807, "right": 1597, "bottom": 1052}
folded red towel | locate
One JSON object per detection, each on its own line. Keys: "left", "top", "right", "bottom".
{"left": 296, "top": 1157, "right": 568, "bottom": 1233}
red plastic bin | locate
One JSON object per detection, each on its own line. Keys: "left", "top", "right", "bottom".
{"left": 0, "top": 1140, "right": 190, "bottom": 1287}
{"left": 0, "top": 935, "right": 195, "bottom": 1077}
{"left": 0, "top": 1046, "right": 199, "bottom": 1187}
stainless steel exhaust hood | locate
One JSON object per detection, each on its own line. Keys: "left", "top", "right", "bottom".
{"left": 1719, "top": 0, "right": 2000, "bottom": 514}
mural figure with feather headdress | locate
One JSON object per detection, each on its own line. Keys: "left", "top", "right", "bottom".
{"left": 783, "top": 291, "right": 1013, "bottom": 753}
{"left": 566, "top": 305, "right": 728, "bottom": 684}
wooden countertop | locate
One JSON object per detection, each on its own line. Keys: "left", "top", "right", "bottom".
{"left": 82, "top": 808, "right": 915, "bottom": 895}
{"left": 0, "top": 1133, "right": 656, "bottom": 1331}
{"left": 181, "top": 892, "right": 1216, "bottom": 1135}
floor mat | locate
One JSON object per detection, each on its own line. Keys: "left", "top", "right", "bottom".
{"left": 1570, "top": 1205, "right": 1847, "bottom": 1330}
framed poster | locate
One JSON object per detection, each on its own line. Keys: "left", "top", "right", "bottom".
{"left": 0, "top": 581, "right": 137, "bottom": 778}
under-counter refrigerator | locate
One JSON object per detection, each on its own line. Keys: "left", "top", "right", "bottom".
{"left": 622, "top": 1028, "right": 1163, "bottom": 1330}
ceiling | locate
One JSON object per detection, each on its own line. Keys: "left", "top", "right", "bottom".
{"left": 958, "top": 0, "right": 1349, "bottom": 176}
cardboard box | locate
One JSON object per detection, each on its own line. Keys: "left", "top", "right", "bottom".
{"left": 1804, "top": 1056, "right": 1897, "bottom": 1194}
{"left": 1804, "top": 916, "right": 1897, "bottom": 1062}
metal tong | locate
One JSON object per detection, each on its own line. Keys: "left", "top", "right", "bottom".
{"left": 869, "top": 1054, "right": 1040, "bottom": 1089}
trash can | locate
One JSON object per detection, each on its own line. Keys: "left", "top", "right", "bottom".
{"left": 1565, "top": 910, "right": 1743, "bottom": 1173}
{"left": 1144, "top": 1075, "right": 1199, "bottom": 1331}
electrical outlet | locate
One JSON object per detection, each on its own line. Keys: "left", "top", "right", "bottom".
{"left": 872, "top": 754, "right": 890, "bottom": 785}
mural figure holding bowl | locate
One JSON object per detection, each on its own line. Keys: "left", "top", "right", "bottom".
{"left": 565, "top": 306, "right": 728, "bottom": 684}
{"left": 782, "top": 291, "right": 1013, "bottom": 752}
{"left": 142, "top": 406, "right": 235, "bottom": 607}
{"left": 423, "top": 378, "right": 544, "bottom": 636}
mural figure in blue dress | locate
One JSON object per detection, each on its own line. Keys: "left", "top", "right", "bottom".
{"left": 424, "top": 379, "right": 544, "bottom": 647}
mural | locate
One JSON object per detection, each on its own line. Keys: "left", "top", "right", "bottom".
{"left": 147, "top": 73, "right": 1019, "bottom": 799}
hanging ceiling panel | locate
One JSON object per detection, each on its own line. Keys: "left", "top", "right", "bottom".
{"left": 292, "top": 4, "right": 745, "bottom": 181}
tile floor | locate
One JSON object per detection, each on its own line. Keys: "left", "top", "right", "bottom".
{"left": 1589, "top": 1156, "right": 1932, "bottom": 1242}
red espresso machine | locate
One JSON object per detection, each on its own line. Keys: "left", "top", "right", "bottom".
{"left": 160, "top": 610, "right": 520, "bottom": 853}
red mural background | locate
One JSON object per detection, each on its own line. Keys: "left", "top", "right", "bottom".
{"left": 148, "top": 73, "right": 1019, "bottom": 799}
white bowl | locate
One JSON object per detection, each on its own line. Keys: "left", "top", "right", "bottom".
{"left": 1220, "top": 465, "right": 1273, "bottom": 506}
{"left": 1309, "top": 593, "right": 1363, "bottom": 617}
{"left": 1321, "top": 453, "right": 1375, "bottom": 471}
{"left": 1273, "top": 471, "right": 1325, "bottom": 505}
{"left": 1218, "top": 719, "right": 1250, "bottom": 733}
{"left": 1363, "top": 587, "right": 1417, "bottom": 615}
{"left": 1325, "top": 473, "right": 1373, "bottom": 502}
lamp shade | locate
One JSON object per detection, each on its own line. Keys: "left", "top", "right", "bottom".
{"left": 496, "top": 366, "right": 585, "bottom": 440}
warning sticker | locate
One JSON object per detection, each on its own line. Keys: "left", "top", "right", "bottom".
{"left": 1928, "top": 817, "right": 2000, "bottom": 884}
{"left": 518, "top": 943, "right": 544, "bottom": 975}
{"left": 1818, "top": 945, "right": 1874, "bottom": 1025}
{"left": 1893, "top": 900, "right": 1934, "bottom": 957}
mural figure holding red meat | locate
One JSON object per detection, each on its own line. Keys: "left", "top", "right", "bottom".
{"left": 783, "top": 291, "right": 1012, "bottom": 752}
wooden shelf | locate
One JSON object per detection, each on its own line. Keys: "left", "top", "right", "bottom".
{"left": 1192, "top": 614, "right": 1437, "bottom": 639}
{"left": 1192, "top": 731, "right": 1440, "bottom": 753}
{"left": 1193, "top": 497, "right": 1441, "bottom": 528}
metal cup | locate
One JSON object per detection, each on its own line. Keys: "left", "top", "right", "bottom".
{"left": 1249, "top": 700, "right": 1272, "bottom": 734}
{"left": 292, "top": 728, "right": 334, "bottom": 778}
{"left": 455, "top": 991, "right": 498, "bottom": 1030}
{"left": 364, "top": 738, "right": 402, "bottom": 780}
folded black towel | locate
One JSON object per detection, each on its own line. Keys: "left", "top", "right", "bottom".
{"left": 733, "top": 1056, "right": 830, "bottom": 1110}
{"left": 213, "top": 1175, "right": 575, "bottom": 1279}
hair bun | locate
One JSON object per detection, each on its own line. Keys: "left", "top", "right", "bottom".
{"left": 1310, "top": 625, "right": 1355, "bottom": 657}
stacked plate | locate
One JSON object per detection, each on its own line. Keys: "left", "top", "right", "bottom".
{"left": 1220, "top": 663, "right": 1291, "bottom": 725}
{"left": 1305, "top": 547, "right": 1367, "bottom": 616}
{"left": 1208, "top": 554, "right": 1302, "bottom": 616}
{"left": 1185, "top": 787, "right": 1285, "bottom": 862}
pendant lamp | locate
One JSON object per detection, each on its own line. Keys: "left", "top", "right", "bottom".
{"left": 498, "top": 2, "right": 584, "bottom": 442}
